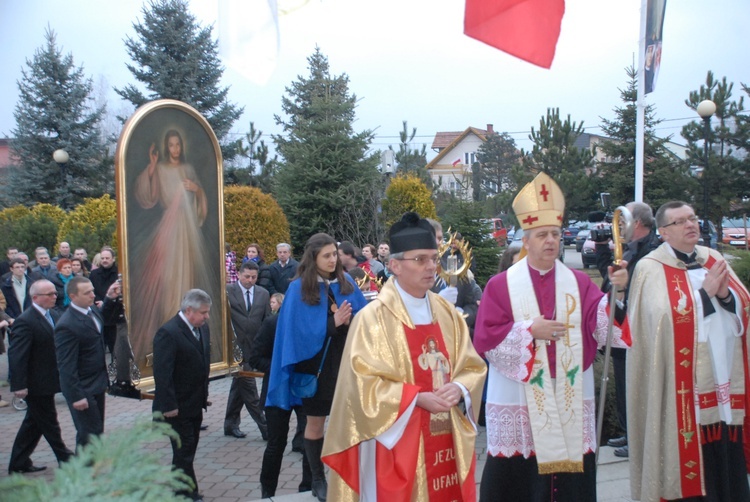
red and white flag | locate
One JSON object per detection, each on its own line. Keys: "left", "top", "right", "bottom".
{"left": 452, "top": 158, "right": 461, "bottom": 167}
{"left": 464, "top": 0, "right": 565, "bottom": 69}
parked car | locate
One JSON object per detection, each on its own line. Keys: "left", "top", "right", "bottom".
{"left": 575, "top": 229, "right": 590, "bottom": 252}
{"left": 563, "top": 226, "right": 580, "bottom": 246}
{"left": 722, "top": 217, "right": 749, "bottom": 248}
{"left": 507, "top": 228, "right": 565, "bottom": 262}
{"left": 581, "top": 237, "right": 598, "bottom": 268}
{"left": 490, "top": 217, "right": 508, "bottom": 247}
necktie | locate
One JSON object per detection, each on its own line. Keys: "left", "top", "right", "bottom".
{"left": 87, "top": 310, "right": 101, "bottom": 332}
{"left": 246, "top": 289, "right": 252, "bottom": 312}
{"left": 192, "top": 327, "right": 201, "bottom": 341}
{"left": 45, "top": 310, "right": 54, "bottom": 327}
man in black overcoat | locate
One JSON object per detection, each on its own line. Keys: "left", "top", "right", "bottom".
{"left": 153, "top": 289, "right": 211, "bottom": 502}
{"left": 8, "top": 279, "right": 74, "bottom": 473}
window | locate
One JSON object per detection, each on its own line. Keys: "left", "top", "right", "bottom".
{"left": 464, "top": 152, "right": 476, "bottom": 165}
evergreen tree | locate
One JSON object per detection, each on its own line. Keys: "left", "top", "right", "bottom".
{"left": 389, "top": 121, "right": 430, "bottom": 183}
{"left": 115, "top": 0, "right": 243, "bottom": 159}
{"left": 727, "top": 83, "right": 750, "bottom": 208}
{"left": 520, "top": 108, "right": 597, "bottom": 221}
{"left": 476, "top": 131, "right": 521, "bottom": 211}
{"left": 273, "top": 48, "right": 381, "bottom": 250}
{"left": 225, "top": 122, "right": 279, "bottom": 194}
{"left": 681, "top": 71, "right": 746, "bottom": 227}
{"left": 6, "top": 28, "right": 109, "bottom": 208}
{"left": 597, "top": 66, "right": 698, "bottom": 209}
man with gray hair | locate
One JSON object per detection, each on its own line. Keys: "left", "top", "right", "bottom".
{"left": 153, "top": 289, "right": 212, "bottom": 502}
{"left": 268, "top": 243, "right": 298, "bottom": 295}
{"left": 593, "top": 201, "right": 661, "bottom": 457}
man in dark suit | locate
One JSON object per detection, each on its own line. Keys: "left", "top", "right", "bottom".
{"left": 153, "top": 289, "right": 211, "bottom": 502}
{"left": 223, "top": 261, "right": 270, "bottom": 439}
{"left": 55, "top": 276, "right": 122, "bottom": 448}
{"left": 31, "top": 248, "right": 56, "bottom": 282}
{"left": 268, "top": 243, "right": 298, "bottom": 295}
{"left": 8, "top": 279, "right": 74, "bottom": 474}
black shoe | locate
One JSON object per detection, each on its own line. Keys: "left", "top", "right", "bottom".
{"left": 292, "top": 445, "right": 304, "bottom": 453}
{"left": 10, "top": 464, "right": 47, "bottom": 474}
{"left": 607, "top": 436, "right": 627, "bottom": 448}
{"left": 224, "top": 428, "right": 247, "bottom": 438}
{"left": 200, "top": 424, "right": 208, "bottom": 431}
{"left": 614, "top": 445, "right": 629, "bottom": 458}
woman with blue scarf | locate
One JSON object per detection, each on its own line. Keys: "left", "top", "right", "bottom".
{"left": 266, "top": 233, "right": 366, "bottom": 501}
{"left": 51, "top": 258, "right": 74, "bottom": 309}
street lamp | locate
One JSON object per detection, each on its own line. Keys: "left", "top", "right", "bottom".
{"left": 696, "top": 99, "right": 716, "bottom": 247}
{"left": 53, "top": 149, "right": 69, "bottom": 209}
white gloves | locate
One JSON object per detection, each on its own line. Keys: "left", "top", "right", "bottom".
{"left": 438, "top": 286, "right": 458, "bottom": 305}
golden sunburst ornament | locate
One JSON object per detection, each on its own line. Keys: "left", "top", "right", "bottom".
{"left": 437, "top": 229, "right": 473, "bottom": 286}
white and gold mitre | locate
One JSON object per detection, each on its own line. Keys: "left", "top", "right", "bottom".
{"left": 513, "top": 172, "right": 565, "bottom": 230}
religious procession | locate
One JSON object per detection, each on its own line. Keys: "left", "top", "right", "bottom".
{"left": 2, "top": 1, "right": 750, "bottom": 502}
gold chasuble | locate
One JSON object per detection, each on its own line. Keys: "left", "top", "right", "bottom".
{"left": 322, "top": 280, "right": 486, "bottom": 501}
{"left": 627, "top": 243, "right": 750, "bottom": 501}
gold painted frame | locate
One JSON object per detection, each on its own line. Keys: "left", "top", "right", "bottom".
{"left": 115, "top": 99, "right": 229, "bottom": 385}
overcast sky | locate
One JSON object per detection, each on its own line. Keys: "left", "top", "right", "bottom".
{"left": 1, "top": 0, "right": 748, "bottom": 159}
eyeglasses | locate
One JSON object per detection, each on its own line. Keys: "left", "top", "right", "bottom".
{"left": 394, "top": 255, "right": 439, "bottom": 266}
{"left": 37, "top": 292, "right": 58, "bottom": 297}
{"left": 662, "top": 215, "right": 699, "bottom": 228}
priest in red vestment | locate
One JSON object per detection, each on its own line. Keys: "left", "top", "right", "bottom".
{"left": 322, "top": 212, "right": 486, "bottom": 501}
{"left": 474, "top": 172, "right": 630, "bottom": 501}
{"left": 627, "top": 201, "right": 750, "bottom": 502}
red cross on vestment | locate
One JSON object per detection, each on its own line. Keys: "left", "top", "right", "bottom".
{"left": 539, "top": 184, "right": 550, "bottom": 201}
{"left": 523, "top": 215, "right": 538, "bottom": 226}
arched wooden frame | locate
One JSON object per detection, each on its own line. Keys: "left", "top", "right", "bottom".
{"left": 115, "top": 99, "right": 229, "bottom": 387}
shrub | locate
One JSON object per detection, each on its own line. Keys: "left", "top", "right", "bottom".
{"left": 0, "top": 417, "right": 190, "bottom": 500}
{"left": 381, "top": 173, "right": 436, "bottom": 229}
{"left": 0, "top": 205, "right": 60, "bottom": 255}
{"left": 224, "top": 185, "right": 291, "bottom": 258}
{"left": 57, "top": 195, "right": 117, "bottom": 253}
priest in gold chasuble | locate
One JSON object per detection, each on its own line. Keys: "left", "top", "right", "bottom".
{"left": 627, "top": 201, "right": 750, "bottom": 502}
{"left": 322, "top": 212, "right": 486, "bottom": 501}
{"left": 474, "top": 173, "right": 631, "bottom": 502}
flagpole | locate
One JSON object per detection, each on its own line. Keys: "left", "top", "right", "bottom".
{"left": 634, "top": 0, "right": 648, "bottom": 203}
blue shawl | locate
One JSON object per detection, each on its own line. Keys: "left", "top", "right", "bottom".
{"left": 265, "top": 274, "right": 367, "bottom": 410}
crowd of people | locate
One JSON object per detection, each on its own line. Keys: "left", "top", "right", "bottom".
{"left": 2, "top": 171, "right": 750, "bottom": 502}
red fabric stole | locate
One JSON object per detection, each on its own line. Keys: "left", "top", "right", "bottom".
{"left": 404, "top": 323, "right": 466, "bottom": 502}
{"left": 664, "top": 265, "right": 703, "bottom": 497}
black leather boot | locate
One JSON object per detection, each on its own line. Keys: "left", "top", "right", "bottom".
{"left": 304, "top": 438, "right": 327, "bottom": 501}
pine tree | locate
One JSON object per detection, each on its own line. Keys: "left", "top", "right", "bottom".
{"left": 520, "top": 108, "right": 597, "bottom": 221}
{"left": 115, "top": 0, "right": 243, "bottom": 160}
{"left": 6, "top": 28, "right": 109, "bottom": 208}
{"left": 597, "top": 66, "right": 697, "bottom": 209}
{"left": 226, "top": 122, "right": 279, "bottom": 193}
{"left": 389, "top": 121, "right": 430, "bottom": 183}
{"left": 273, "top": 48, "right": 381, "bottom": 250}
{"left": 476, "top": 131, "right": 521, "bottom": 211}
{"left": 681, "top": 71, "right": 745, "bottom": 226}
